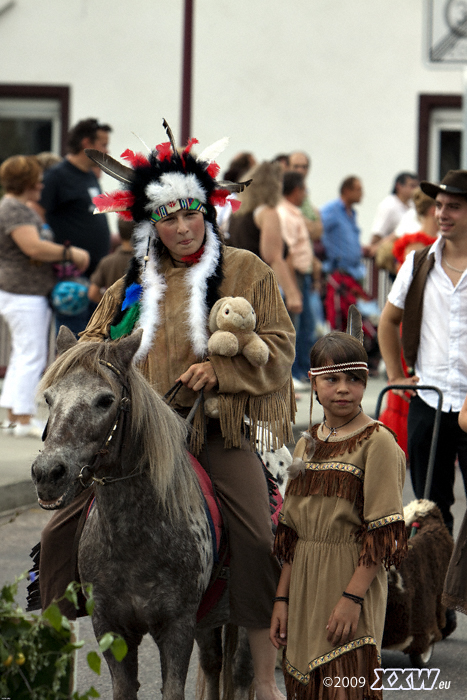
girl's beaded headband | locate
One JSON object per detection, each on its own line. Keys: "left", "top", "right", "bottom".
{"left": 309, "top": 361, "right": 369, "bottom": 376}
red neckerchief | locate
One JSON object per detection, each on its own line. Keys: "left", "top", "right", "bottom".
{"left": 181, "top": 245, "right": 205, "bottom": 265}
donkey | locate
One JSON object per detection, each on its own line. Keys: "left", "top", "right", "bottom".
{"left": 31, "top": 327, "right": 246, "bottom": 700}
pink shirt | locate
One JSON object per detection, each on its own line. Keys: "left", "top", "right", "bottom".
{"left": 277, "top": 199, "right": 313, "bottom": 275}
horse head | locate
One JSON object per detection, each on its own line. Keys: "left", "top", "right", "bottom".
{"left": 31, "top": 327, "right": 143, "bottom": 510}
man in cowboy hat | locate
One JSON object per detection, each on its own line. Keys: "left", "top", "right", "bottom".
{"left": 378, "top": 169, "right": 467, "bottom": 540}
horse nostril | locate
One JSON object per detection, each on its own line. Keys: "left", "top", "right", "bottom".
{"left": 50, "top": 463, "right": 67, "bottom": 482}
{"left": 31, "top": 464, "right": 42, "bottom": 484}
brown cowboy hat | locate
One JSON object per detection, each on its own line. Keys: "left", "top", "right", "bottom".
{"left": 420, "top": 169, "right": 467, "bottom": 199}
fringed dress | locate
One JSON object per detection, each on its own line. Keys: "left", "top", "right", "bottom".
{"left": 274, "top": 421, "right": 408, "bottom": 700}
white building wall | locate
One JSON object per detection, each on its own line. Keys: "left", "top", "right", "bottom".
{"left": 0, "top": 0, "right": 464, "bottom": 241}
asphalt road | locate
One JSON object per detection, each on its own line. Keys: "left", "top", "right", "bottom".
{"left": 1, "top": 500, "right": 466, "bottom": 699}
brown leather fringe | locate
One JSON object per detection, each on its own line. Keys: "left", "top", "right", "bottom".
{"left": 274, "top": 521, "right": 299, "bottom": 563}
{"left": 309, "top": 422, "right": 380, "bottom": 461}
{"left": 188, "top": 376, "right": 295, "bottom": 455}
{"left": 358, "top": 519, "right": 408, "bottom": 570}
{"left": 217, "top": 378, "right": 295, "bottom": 451}
{"left": 284, "top": 643, "right": 382, "bottom": 700}
{"left": 285, "top": 466, "right": 364, "bottom": 516}
{"left": 245, "top": 268, "right": 281, "bottom": 327}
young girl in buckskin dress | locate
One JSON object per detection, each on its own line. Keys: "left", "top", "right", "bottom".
{"left": 270, "top": 329, "right": 408, "bottom": 700}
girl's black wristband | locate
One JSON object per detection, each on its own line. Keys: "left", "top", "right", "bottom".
{"left": 342, "top": 591, "right": 364, "bottom": 607}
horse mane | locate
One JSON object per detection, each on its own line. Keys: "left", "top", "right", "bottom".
{"left": 39, "top": 339, "right": 204, "bottom": 524}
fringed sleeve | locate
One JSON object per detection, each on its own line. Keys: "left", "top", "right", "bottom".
{"left": 358, "top": 516, "right": 408, "bottom": 569}
{"left": 209, "top": 249, "right": 297, "bottom": 451}
{"left": 274, "top": 514, "right": 298, "bottom": 563}
{"left": 359, "top": 423, "right": 408, "bottom": 569}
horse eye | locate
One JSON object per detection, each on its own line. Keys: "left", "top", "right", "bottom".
{"left": 96, "top": 395, "right": 115, "bottom": 409}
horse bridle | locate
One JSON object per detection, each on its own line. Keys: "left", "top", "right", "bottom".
{"left": 42, "top": 359, "right": 205, "bottom": 489}
{"left": 76, "top": 365, "right": 204, "bottom": 488}
{"left": 76, "top": 359, "right": 134, "bottom": 488}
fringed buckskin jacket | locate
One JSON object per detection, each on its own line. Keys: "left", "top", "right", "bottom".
{"left": 80, "top": 245, "right": 296, "bottom": 454}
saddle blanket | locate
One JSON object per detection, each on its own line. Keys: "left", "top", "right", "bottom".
{"left": 187, "top": 452, "right": 228, "bottom": 622}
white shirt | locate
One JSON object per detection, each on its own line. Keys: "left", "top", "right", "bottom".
{"left": 372, "top": 194, "right": 412, "bottom": 239}
{"left": 388, "top": 238, "right": 467, "bottom": 412}
{"left": 394, "top": 208, "right": 420, "bottom": 237}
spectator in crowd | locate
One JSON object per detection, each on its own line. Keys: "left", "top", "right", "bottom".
{"left": 320, "top": 176, "right": 381, "bottom": 353}
{"left": 370, "top": 171, "right": 418, "bottom": 259}
{"left": 88, "top": 219, "right": 135, "bottom": 305}
{"left": 39, "top": 117, "right": 112, "bottom": 335}
{"left": 271, "top": 153, "right": 290, "bottom": 171}
{"left": 0, "top": 155, "right": 89, "bottom": 437}
{"left": 277, "top": 171, "right": 316, "bottom": 388}
{"left": 229, "top": 161, "right": 303, "bottom": 315}
{"left": 27, "top": 152, "right": 62, "bottom": 224}
{"left": 376, "top": 187, "right": 438, "bottom": 275}
{"left": 288, "top": 151, "right": 323, "bottom": 243}
{"left": 35, "top": 152, "right": 62, "bottom": 172}
{"left": 223, "top": 152, "right": 256, "bottom": 183}
{"left": 378, "top": 169, "right": 467, "bottom": 537}
{"left": 216, "top": 152, "right": 256, "bottom": 238}
{"left": 378, "top": 188, "right": 438, "bottom": 457}
{"left": 320, "top": 175, "right": 365, "bottom": 282}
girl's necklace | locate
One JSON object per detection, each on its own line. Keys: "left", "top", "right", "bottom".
{"left": 443, "top": 254, "right": 466, "bottom": 274}
{"left": 322, "top": 408, "right": 362, "bottom": 442}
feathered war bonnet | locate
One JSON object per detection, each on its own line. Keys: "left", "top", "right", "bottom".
{"left": 86, "top": 120, "right": 251, "bottom": 362}
{"left": 288, "top": 305, "right": 369, "bottom": 478}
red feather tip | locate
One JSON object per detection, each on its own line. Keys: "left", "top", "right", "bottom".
{"left": 118, "top": 211, "right": 134, "bottom": 221}
{"left": 206, "top": 162, "right": 220, "bottom": 178}
{"left": 120, "top": 149, "right": 150, "bottom": 168}
{"left": 229, "top": 198, "right": 242, "bottom": 213}
{"left": 209, "top": 189, "right": 230, "bottom": 207}
{"left": 93, "top": 190, "right": 135, "bottom": 213}
{"left": 183, "top": 137, "right": 199, "bottom": 154}
{"left": 156, "top": 142, "right": 173, "bottom": 161}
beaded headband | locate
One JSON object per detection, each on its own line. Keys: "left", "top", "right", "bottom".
{"left": 309, "top": 361, "right": 369, "bottom": 376}
{"left": 150, "top": 198, "right": 207, "bottom": 223}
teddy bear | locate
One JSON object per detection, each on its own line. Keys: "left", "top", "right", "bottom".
{"left": 207, "top": 296, "right": 269, "bottom": 366}
{"left": 204, "top": 296, "right": 269, "bottom": 418}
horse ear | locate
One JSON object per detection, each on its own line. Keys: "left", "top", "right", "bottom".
{"left": 111, "top": 329, "right": 144, "bottom": 369}
{"left": 56, "top": 326, "right": 78, "bottom": 355}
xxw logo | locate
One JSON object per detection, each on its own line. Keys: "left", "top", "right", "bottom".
{"left": 371, "top": 668, "right": 441, "bottom": 690}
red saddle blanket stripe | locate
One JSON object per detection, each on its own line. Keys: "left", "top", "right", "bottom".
{"left": 187, "top": 452, "right": 223, "bottom": 555}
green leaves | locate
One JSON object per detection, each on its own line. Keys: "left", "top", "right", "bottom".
{"left": 108, "top": 636, "right": 128, "bottom": 662}
{"left": 86, "top": 650, "right": 101, "bottom": 675}
{"left": 42, "top": 603, "right": 63, "bottom": 631}
{"left": 0, "top": 574, "right": 127, "bottom": 699}
{"left": 98, "top": 632, "right": 128, "bottom": 662}
{"left": 85, "top": 633, "right": 128, "bottom": 677}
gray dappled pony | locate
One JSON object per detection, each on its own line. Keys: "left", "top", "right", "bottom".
{"left": 32, "top": 327, "right": 253, "bottom": 700}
